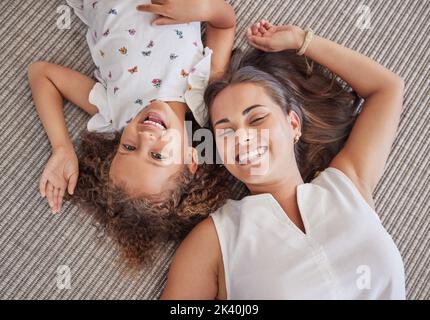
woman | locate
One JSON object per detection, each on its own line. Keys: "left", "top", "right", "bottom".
{"left": 161, "top": 21, "right": 406, "bottom": 299}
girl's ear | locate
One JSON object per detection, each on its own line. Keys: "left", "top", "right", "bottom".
{"left": 186, "top": 147, "right": 199, "bottom": 175}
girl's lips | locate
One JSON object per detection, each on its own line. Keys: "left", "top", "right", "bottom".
{"left": 139, "top": 112, "right": 167, "bottom": 130}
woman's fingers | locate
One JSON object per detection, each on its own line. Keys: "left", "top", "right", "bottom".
{"left": 251, "top": 23, "right": 262, "bottom": 37}
{"left": 152, "top": 16, "right": 178, "bottom": 26}
{"left": 136, "top": 4, "right": 167, "bottom": 16}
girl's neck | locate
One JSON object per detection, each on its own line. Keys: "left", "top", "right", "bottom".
{"left": 167, "top": 101, "right": 189, "bottom": 120}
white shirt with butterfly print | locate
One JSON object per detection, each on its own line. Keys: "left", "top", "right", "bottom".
{"left": 67, "top": 0, "right": 212, "bottom": 132}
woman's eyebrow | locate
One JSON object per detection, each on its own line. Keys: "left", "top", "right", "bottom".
{"left": 213, "top": 104, "right": 265, "bottom": 127}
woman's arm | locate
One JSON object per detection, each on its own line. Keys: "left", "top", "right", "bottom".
{"left": 161, "top": 218, "right": 220, "bottom": 300}
{"left": 204, "top": 1, "right": 236, "bottom": 82}
{"left": 136, "top": 0, "right": 236, "bottom": 81}
{"left": 248, "top": 22, "right": 405, "bottom": 201}
{"left": 302, "top": 31, "right": 405, "bottom": 197}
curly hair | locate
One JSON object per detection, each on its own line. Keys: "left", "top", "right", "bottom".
{"left": 205, "top": 48, "right": 362, "bottom": 183}
{"left": 69, "top": 127, "right": 233, "bottom": 270}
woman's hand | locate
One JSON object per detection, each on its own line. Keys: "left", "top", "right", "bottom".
{"left": 39, "top": 145, "right": 79, "bottom": 214}
{"left": 137, "top": 0, "right": 212, "bottom": 25}
{"left": 136, "top": 0, "right": 235, "bottom": 28}
{"left": 246, "top": 20, "right": 305, "bottom": 52}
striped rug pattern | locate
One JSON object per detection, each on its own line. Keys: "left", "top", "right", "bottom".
{"left": 0, "top": 0, "right": 428, "bottom": 299}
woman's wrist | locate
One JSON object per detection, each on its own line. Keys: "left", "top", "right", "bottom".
{"left": 292, "top": 27, "right": 306, "bottom": 51}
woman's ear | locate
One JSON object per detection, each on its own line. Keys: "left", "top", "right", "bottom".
{"left": 288, "top": 111, "right": 302, "bottom": 132}
{"left": 186, "top": 147, "right": 199, "bottom": 175}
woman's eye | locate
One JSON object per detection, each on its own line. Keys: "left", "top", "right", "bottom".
{"left": 122, "top": 144, "right": 136, "bottom": 151}
{"left": 250, "top": 115, "right": 268, "bottom": 124}
{"left": 218, "top": 128, "right": 235, "bottom": 138}
{"left": 151, "top": 152, "right": 167, "bottom": 161}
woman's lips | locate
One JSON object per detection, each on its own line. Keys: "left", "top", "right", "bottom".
{"left": 236, "top": 146, "right": 269, "bottom": 166}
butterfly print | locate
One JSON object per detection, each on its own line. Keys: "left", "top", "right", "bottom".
{"left": 113, "top": 87, "right": 119, "bottom": 94}
{"left": 170, "top": 53, "right": 178, "bottom": 60}
{"left": 103, "top": 29, "right": 110, "bottom": 37}
{"left": 174, "top": 29, "right": 184, "bottom": 39}
{"left": 128, "top": 66, "right": 138, "bottom": 74}
{"left": 146, "top": 40, "right": 154, "bottom": 48}
{"left": 180, "top": 69, "right": 189, "bottom": 78}
{"left": 119, "top": 47, "right": 128, "bottom": 55}
{"left": 141, "top": 51, "right": 151, "bottom": 57}
{"left": 135, "top": 99, "right": 143, "bottom": 105}
{"left": 127, "top": 29, "right": 136, "bottom": 36}
{"left": 108, "top": 9, "right": 118, "bottom": 15}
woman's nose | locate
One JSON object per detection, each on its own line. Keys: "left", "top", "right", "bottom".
{"left": 237, "top": 128, "right": 257, "bottom": 146}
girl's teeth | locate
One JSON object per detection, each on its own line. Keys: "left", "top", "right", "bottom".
{"left": 143, "top": 120, "right": 165, "bottom": 130}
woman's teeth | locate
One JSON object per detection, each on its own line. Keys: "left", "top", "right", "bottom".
{"left": 238, "top": 146, "right": 268, "bottom": 164}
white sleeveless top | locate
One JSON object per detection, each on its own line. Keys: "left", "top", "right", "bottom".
{"left": 211, "top": 167, "right": 405, "bottom": 300}
{"left": 67, "top": 0, "right": 211, "bottom": 132}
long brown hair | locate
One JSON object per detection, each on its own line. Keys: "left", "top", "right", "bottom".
{"left": 205, "top": 49, "right": 361, "bottom": 183}
{"left": 70, "top": 127, "right": 232, "bottom": 270}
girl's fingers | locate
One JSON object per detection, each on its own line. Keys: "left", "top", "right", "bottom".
{"left": 56, "top": 188, "right": 66, "bottom": 214}
{"left": 46, "top": 182, "right": 55, "bottom": 209}
{"left": 39, "top": 175, "right": 48, "bottom": 198}
{"left": 53, "top": 187, "right": 60, "bottom": 213}
{"left": 67, "top": 173, "right": 78, "bottom": 196}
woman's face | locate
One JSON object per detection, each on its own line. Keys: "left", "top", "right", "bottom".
{"left": 110, "top": 100, "right": 198, "bottom": 197}
{"left": 210, "top": 83, "right": 301, "bottom": 186}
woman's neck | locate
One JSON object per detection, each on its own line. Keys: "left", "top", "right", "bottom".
{"left": 247, "top": 167, "right": 307, "bottom": 233}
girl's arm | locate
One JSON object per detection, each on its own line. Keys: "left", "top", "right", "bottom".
{"left": 161, "top": 218, "right": 220, "bottom": 300}
{"left": 248, "top": 23, "right": 405, "bottom": 202}
{"left": 28, "top": 61, "right": 97, "bottom": 213}
{"left": 28, "top": 61, "right": 97, "bottom": 150}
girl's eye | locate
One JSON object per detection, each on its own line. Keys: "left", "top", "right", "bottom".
{"left": 151, "top": 152, "right": 167, "bottom": 161}
{"left": 122, "top": 144, "right": 136, "bottom": 151}
{"left": 250, "top": 115, "right": 268, "bottom": 124}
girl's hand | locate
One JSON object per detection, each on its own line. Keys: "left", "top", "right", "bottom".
{"left": 136, "top": 0, "right": 212, "bottom": 26}
{"left": 39, "top": 146, "right": 78, "bottom": 214}
{"left": 246, "top": 20, "right": 305, "bottom": 53}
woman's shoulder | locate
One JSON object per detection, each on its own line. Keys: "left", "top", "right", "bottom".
{"left": 312, "top": 167, "right": 376, "bottom": 211}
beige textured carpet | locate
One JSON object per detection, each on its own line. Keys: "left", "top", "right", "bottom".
{"left": 0, "top": 0, "right": 428, "bottom": 299}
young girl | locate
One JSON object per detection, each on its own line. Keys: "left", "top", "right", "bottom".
{"left": 28, "top": 0, "right": 235, "bottom": 267}
{"left": 161, "top": 21, "right": 406, "bottom": 299}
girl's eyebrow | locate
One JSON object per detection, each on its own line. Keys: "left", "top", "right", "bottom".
{"left": 213, "top": 104, "right": 265, "bottom": 127}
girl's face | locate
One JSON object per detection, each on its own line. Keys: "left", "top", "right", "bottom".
{"left": 109, "top": 100, "right": 198, "bottom": 197}
{"left": 210, "top": 83, "right": 301, "bottom": 187}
